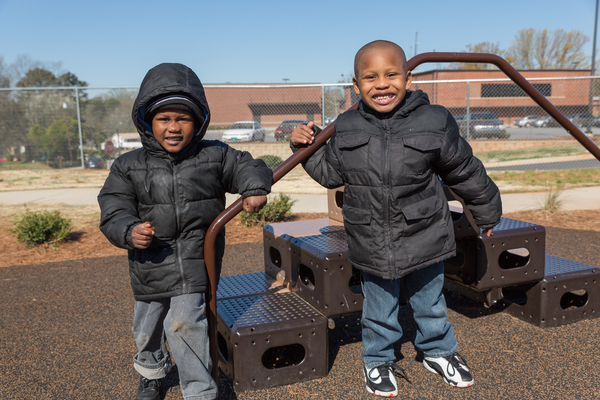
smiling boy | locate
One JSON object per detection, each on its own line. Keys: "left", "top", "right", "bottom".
{"left": 291, "top": 41, "right": 501, "bottom": 396}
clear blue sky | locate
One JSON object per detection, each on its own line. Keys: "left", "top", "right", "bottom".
{"left": 0, "top": 0, "right": 598, "bottom": 87}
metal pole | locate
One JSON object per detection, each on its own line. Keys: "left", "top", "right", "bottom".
{"left": 60, "top": 93, "right": 73, "bottom": 163}
{"left": 466, "top": 81, "right": 471, "bottom": 141}
{"left": 321, "top": 84, "right": 325, "bottom": 127}
{"left": 587, "top": 0, "right": 599, "bottom": 134}
{"left": 75, "top": 87, "right": 85, "bottom": 168}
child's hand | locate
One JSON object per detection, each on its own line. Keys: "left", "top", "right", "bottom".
{"left": 482, "top": 228, "right": 493, "bottom": 237}
{"left": 291, "top": 121, "right": 316, "bottom": 146}
{"left": 132, "top": 222, "right": 155, "bottom": 249}
{"left": 243, "top": 195, "right": 267, "bottom": 214}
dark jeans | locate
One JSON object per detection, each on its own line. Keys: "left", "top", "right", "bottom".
{"left": 361, "top": 261, "right": 458, "bottom": 369}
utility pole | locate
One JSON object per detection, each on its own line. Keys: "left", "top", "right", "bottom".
{"left": 414, "top": 31, "right": 419, "bottom": 57}
{"left": 587, "top": 0, "right": 599, "bottom": 134}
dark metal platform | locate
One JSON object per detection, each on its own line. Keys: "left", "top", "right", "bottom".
{"left": 445, "top": 255, "right": 600, "bottom": 328}
{"left": 216, "top": 292, "right": 328, "bottom": 391}
{"left": 263, "top": 219, "right": 344, "bottom": 285}
{"left": 500, "top": 255, "right": 600, "bottom": 328}
{"left": 217, "top": 272, "right": 288, "bottom": 301}
{"left": 290, "top": 231, "right": 363, "bottom": 318}
{"left": 444, "top": 217, "right": 546, "bottom": 290}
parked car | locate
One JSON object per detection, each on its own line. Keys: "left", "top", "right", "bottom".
{"left": 221, "top": 121, "right": 265, "bottom": 142}
{"left": 324, "top": 116, "right": 337, "bottom": 126}
{"left": 513, "top": 115, "right": 541, "bottom": 127}
{"left": 454, "top": 112, "right": 508, "bottom": 139}
{"left": 274, "top": 120, "right": 308, "bottom": 141}
{"left": 85, "top": 157, "right": 106, "bottom": 169}
{"left": 567, "top": 113, "right": 594, "bottom": 128}
{"left": 534, "top": 116, "right": 560, "bottom": 127}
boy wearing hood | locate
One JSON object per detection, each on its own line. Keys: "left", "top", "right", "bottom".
{"left": 291, "top": 41, "right": 502, "bottom": 397}
{"left": 99, "top": 63, "right": 272, "bottom": 400}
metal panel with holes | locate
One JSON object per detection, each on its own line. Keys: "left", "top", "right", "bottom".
{"left": 216, "top": 292, "right": 328, "bottom": 390}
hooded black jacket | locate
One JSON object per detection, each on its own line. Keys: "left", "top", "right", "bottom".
{"left": 98, "top": 63, "right": 272, "bottom": 300}
{"left": 292, "top": 90, "right": 501, "bottom": 279}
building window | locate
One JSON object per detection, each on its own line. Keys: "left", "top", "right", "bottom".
{"left": 481, "top": 83, "right": 552, "bottom": 98}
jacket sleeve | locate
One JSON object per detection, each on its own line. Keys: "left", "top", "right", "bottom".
{"left": 98, "top": 158, "right": 141, "bottom": 250}
{"left": 289, "top": 127, "right": 345, "bottom": 189}
{"left": 435, "top": 111, "right": 502, "bottom": 229}
{"left": 221, "top": 144, "right": 272, "bottom": 197}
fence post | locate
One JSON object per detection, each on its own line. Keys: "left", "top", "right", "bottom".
{"left": 321, "top": 85, "right": 325, "bottom": 127}
{"left": 75, "top": 87, "right": 84, "bottom": 168}
{"left": 465, "top": 80, "right": 470, "bottom": 142}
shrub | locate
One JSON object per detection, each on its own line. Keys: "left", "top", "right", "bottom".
{"left": 12, "top": 209, "right": 73, "bottom": 247}
{"left": 258, "top": 155, "right": 284, "bottom": 170}
{"left": 240, "top": 193, "right": 297, "bottom": 227}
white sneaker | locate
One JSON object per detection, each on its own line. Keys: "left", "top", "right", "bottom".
{"left": 423, "top": 352, "right": 474, "bottom": 388}
{"left": 363, "top": 362, "right": 399, "bottom": 397}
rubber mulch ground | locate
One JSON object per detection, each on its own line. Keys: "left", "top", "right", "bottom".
{"left": 1, "top": 226, "right": 599, "bottom": 400}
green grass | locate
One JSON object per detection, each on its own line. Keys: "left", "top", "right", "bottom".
{"left": 476, "top": 145, "right": 593, "bottom": 163}
{"left": 489, "top": 168, "right": 600, "bottom": 189}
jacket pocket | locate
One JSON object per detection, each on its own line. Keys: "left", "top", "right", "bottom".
{"left": 401, "top": 135, "right": 443, "bottom": 180}
{"left": 337, "top": 133, "right": 371, "bottom": 150}
{"left": 337, "top": 134, "right": 371, "bottom": 184}
{"left": 402, "top": 135, "right": 443, "bottom": 152}
{"left": 342, "top": 205, "right": 371, "bottom": 266}
{"left": 401, "top": 193, "right": 442, "bottom": 221}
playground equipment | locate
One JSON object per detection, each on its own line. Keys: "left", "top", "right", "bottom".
{"left": 205, "top": 53, "right": 600, "bottom": 391}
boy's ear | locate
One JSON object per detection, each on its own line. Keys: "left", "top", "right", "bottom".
{"left": 352, "top": 76, "right": 361, "bottom": 95}
{"left": 405, "top": 70, "right": 413, "bottom": 89}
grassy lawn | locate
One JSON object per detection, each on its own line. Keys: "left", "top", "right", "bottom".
{"left": 476, "top": 143, "right": 597, "bottom": 163}
{"left": 488, "top": 168, "right": 600, "bottom": 191}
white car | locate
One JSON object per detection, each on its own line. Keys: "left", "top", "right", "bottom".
{"left": 221, "top": 121, "right": 265, "bottom": 142}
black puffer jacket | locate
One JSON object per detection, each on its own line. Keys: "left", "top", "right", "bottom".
{"left": 293, "top": 90, "right": 501, "bottom": 279}
{"left": 98, "top": 63, "right": 272, "bottom": 300}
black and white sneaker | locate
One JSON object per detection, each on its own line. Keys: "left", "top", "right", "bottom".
{"left": 423, "top": 352, "right": 474, "bottom": 388}
{"left": 136, "top": 376, "right": 161, "bottom": 400}
{"left": 363, "top": 362, "right": 408, "bottom": 397}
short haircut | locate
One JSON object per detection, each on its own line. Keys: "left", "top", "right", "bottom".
{"left": 354, "top": 40, "right": 408, "bottom": 77}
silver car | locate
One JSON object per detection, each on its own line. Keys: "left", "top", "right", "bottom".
{"left": 222, "top": 121, "right": 266, "bottom": 142}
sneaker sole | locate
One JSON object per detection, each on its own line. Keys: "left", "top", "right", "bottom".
{"left": 423, "top": 360, "right": 474, "bottom": 388}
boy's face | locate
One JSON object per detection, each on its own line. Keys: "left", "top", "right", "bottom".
{"left": 152, "top": 109, "right": 195, "bottom": 153}
{"left": 352, "top": 47, "right": 412, "bottom": 114}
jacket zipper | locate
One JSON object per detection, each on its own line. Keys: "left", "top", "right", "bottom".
{"left": 172, "top": 161, "right": 188, "bottom": 293}
{"left": 382, "top": 120, "right": 395, "bottom": 278}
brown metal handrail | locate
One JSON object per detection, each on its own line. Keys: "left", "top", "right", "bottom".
{"left": 204, "top": 52, "right": 600, "bottom": 383}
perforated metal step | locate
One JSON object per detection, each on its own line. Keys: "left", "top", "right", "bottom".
{"left": 290, "top": 231, "right": 363, "bottom": 318}
{"left": 444, "top": 216, "right": 546, "bottom": 290}
{"left": 263, "top": 218, "right": 344, "bottom": 285}
{"left": 217, "top": 272, "right": 287, "bottom": 301}
{"left": 216, "top": 292, "right": 328, "bottom": 391}
{"left": 445, "top": 255, "right": 600, "bottom": 328}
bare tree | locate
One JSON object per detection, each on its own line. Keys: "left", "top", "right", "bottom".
{"left": 506, "top": 28, "right": 590, "bottom": 69}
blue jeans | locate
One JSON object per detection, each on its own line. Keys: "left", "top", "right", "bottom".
{"left": 361, "top": 261, "right": 458, "bottom": 369}
{"left": 132, "top": 293, "right": 217, "bottom": 400}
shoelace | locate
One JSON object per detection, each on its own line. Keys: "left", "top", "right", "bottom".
{"left": 378, "top": 361, "right": 411, "bottom": 384}
{"left": 447, "top": 352, "right": 469, "bottom": 373}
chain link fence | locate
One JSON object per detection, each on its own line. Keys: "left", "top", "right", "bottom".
{"left": 0, "top": 76, "right": 599, "bottom": 172}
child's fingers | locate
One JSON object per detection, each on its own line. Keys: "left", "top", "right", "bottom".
{"left": 291, "top": 123, "right": 316, "bottom": 145}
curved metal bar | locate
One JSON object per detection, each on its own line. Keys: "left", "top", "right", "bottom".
{"left": 205, "top": 52, "right": 600, "bottom": 383}
{"left": 408, "top": 52, "right": 600, "bottom": 160}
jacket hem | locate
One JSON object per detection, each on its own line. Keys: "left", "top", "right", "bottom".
{"left": 350, "top": 249, "right": 456, "bottom": 280}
